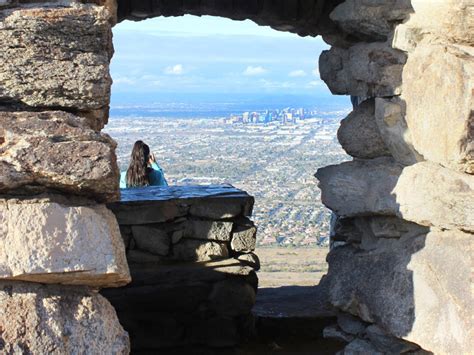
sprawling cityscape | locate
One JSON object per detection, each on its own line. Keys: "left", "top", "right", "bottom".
{"left": 105, "top": 105, "right": 350, "bottom": 248}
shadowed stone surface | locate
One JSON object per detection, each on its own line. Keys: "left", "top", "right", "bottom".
{"left": 0, "top": 111, "right": 120, "bottom": 202}
{"left": 173, "top": 239, "right": 229, "bottom": 262}
{"left": 0, "top": 281, "right": 130, "bottom": 354}
{"left": 325, "top": 229, "right": 473, "bottom": 354}
{"left": 330, "top": 0, "right": 412, "bottom": 40}
{"left": 374, "top": 97, "right": 423, "bottom": 166}
{"left": 0, "top": 197, "right": 130, "bottom": 287}
{"left": 337, "top": 99, "right": 391, "bottom": 159}
{"left": 0, "top": 3, "right": 113, "bottom": 128}
{"left": 102, "top": 259, "right": 258, "bottom": 351}
{"left": 116, "top": 0, "right": 345, "bottom": 37}
{"left": 320, "top": 42, "right": 407, "bottom": 97}
{"left": 109, "top": 185, "right": 254, "bottom": 224}
{"left": 185, "top": 220, "right": 233, "bottom": 241}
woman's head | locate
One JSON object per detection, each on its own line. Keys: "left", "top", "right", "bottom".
{"left": 126, "top": 140, "right": 151, "bottom": 188}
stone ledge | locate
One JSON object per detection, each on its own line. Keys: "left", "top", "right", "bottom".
{"left": 108, "top": 185, "right": 254, "bottom": 224}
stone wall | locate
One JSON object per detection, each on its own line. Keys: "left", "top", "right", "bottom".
{"left": 0, "top": 1, "right": 131, "bottom": 353}
{"left": 102, "top": 185, "right": 259, "bottom": 351}
{"left": 0, "top": 0, "right": 472, "bottom": 353}
{"left": 317, "top": 1, "right": 474, "bottom": 354}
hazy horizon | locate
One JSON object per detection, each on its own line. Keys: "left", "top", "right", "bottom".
{"left": 111, "top": 15, "right": 338, "bottom": 104}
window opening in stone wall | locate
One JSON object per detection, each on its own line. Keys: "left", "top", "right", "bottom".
{"left": 104, "top": 15, "right": 351, "bottom": 289}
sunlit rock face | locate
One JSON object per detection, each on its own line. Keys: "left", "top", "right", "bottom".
{"left": 0, "top": 281, "right": 130, "bottom": 354}
{"left": 0, "top": 3, "right": 126, "bottom": 352}
{"left": 0, "top": 111, "right": 120, "bottom": 202}
{"left": 0, "top": 2, "right": 113, "bottom": 130}
{"left": 318, "top": 0, "right": 474, "bottom": 353}
{"left": 0, "top": 196, "right": 130, "bottom": 287}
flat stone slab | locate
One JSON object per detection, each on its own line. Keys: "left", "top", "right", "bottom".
{"left": 108, "top": 185, "right": 254, "bottom": 224}
{"left": 253, "top": 284, "right": 335, "bottom": 319}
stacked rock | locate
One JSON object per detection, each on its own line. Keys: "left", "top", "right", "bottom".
{"left": 317, "top": 0, "right": 473, "bottom": 354}
{"left": 102, "top": 185, "right": 259, "bottom": 351}
{"left": 0, "top": 1, "right": 131, "bottom": 353}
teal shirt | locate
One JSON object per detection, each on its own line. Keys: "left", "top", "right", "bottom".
{"left": 120, "top": 162, "right": 168, "bottom": 188}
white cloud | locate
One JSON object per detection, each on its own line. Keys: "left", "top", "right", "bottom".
{"left": 113, "top": 76, "right": 136, "bottom": 85}
{"left": 243, "top": 65, "right": 267, "bottom": 76}
{"left": 164, "top": 64, "right": 184, "bottom": 75}
{"left": 288, "top": 70, "right": 307, "bottom": 77}
{"left": 308, "top": 80, "right": 323, "bottom": 87}
{"left": 312, "top": 66, "right": 320, "bottom": 79}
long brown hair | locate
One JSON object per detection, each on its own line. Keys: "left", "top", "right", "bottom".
{"left": 126, "top": 140, "right": 151, "bottom": 188}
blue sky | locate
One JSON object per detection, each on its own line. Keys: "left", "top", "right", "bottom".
{"left": 111, "top": 15, "right": 332, "bottom": 98}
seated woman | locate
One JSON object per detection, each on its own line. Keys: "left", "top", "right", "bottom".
{"left": 120, "top": 140, "right": 168, "bottom": 188}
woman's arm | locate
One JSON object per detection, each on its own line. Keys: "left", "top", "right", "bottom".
{"left": 149, "top": 162, "right": 168, "bottom": 186}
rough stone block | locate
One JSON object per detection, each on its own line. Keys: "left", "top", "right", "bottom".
{"left": 0, "top": 198, "right": 130, "bottom": 287}
{"left": 172, "top": 239, "right": 229, "bottom": 262}
{"left": 0, "top": 281, "right": 130, "bottom": 354}
{"left": 319, "top": 42, "right": 407, "bottom": 97}
{"left": 0, "top": 4, "right": 112, "bottom": 127}
{"left": 393, "top": 0, "right": 474, "bottom": 49}
{"left": 316, "top": 159, "right": 474, "bottom": 232}
{"left": 365, "top": 324, "right": 420, "bottom": 354}
{"left": 337, "top": 99, "right": 391, "bottom": 159}
{"left": 330, "top": 0, "right": 412, "bottom": 40}
{"left": 131, "top": 225, "right": 170, "bottom": 256}
{"left": 325, "top": 229, "right": 473, "bottom": 354}
{"left": 184, "top": 220, "right": 233, "bottom": 241}
{"left": 108, "top": 185, "right": 254, "bottom": 224}
{"left": 231, "top": 220, "right": 257, "bottom": 252}
{"left": 401, "top": 44, "right": 474, "bottom": 174}
{"left": 208, "top": 279, "right": 256, "bottom": 317}
{"left": 316, "top": 157, "right": 403, "bottom": 217}
{"left": 189, "top": 198, "right": 249, "bottom": 219}
{"left": 323, "top": 324, "right": 354, "bottom": 343}
{"left": 337, "top": 313, "right": 367, "bottom": 336}
{"left": 0, "top": 111, "right": 119, "bottom": 202}
{"left": 374, "top": 97, "right": 423, "bottom": 166}
{"left": 237, "top": 252, "right": 260, "bottom": 271}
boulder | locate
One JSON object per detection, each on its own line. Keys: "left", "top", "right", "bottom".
{"left": 172, "top": 239, "right": 229, "bottom": 262}
{"left": 337, "top": 99, "right": 391, "bottom": 159}
{"left": 184, "top": 220, "right": 233, "bottom": 241}
{"left": 0, "top": 4, "right": 112, "bottom": 128}
{"left": 325, "top": 229, "right": 473, "bottom": 354}
{"left": 319, "top": 42, "right": 407, "bottom": 97}
{"left": 0, "top": 197, "right": 130, "bottom": 287}
{"left": 0, "top": 281, "right": 130, "bottom": 354}
{"left": 330, "top": 0, "right": 412, "bottom": 40}
{"left": 400, "top": 44, "right": 474, "bottom": 174}
{"left": 0, "top": 111, "right": 119, "bottom": 202}
{"left": 374, "top": 97, "right": 424, "bottom": 166}
{"left": 316, "top": 159, "right": 474, "bottom": 232}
